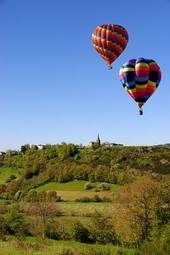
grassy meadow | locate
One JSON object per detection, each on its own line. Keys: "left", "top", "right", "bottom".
{"left": 33, "top": 180, "right": 118, "bottom": 192}
{"left": 0, "top": 237, "right": 135, "bottom": 255}
{"left": 0, "top": 167, "right": 21, "bottom": 184}
{"left": 32, "top": 180, "right": 118, "bottom": 201}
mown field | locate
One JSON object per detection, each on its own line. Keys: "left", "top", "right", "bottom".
{"left": 32, "top": 180, "right": 118, "bottom": 201}
{"left": 33, "top": 180, "right": 118, "bottom": 192}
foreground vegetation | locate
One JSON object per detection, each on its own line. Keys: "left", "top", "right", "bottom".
{"left": 0, "top": 237, "right": 136, "bottom": 255}
{"left": 0, "top": 142, "right": 169, "bottom": 254}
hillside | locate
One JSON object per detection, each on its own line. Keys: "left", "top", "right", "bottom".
{"left": 0, "top": 142, "right": 169, "bottom": 255}
{"left": 0, "top": 142, "right": 170, "bottom": 198}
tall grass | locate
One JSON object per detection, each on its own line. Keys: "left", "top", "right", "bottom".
{"left": 0, "top": 238, "right": 135, "bottom": 255}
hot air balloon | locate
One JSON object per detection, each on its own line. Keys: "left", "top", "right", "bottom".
{"left": 92, "top": 24, "right": 128, "bottom": 69}
{"left": 119, "top": 58, "right": 161, "bottom": 115}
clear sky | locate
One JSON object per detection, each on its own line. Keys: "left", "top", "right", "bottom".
{"left": 0, "top": 0, "right": 170, "bottom": 151}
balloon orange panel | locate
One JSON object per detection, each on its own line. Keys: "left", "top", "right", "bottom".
{"left": 92, "top": 24, "right": 128, "bottom": 68}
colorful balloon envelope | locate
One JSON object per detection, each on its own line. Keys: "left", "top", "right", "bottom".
{"left": 92, "top": 24, "right": 128, "bottom": 69}
{"left": 119, "top": 58, "right": 161, "bottom": 115}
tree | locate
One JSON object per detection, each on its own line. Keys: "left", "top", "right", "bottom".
{"left": 57, "top": 143, "right": 78, "bottom": 160}
{"left": 31, "top": 145, "right": 38, "bottom": 151}
{"left": 156, "top": 179, "right": 170, "bottom": 226}
{"left": 113, "top": 176, "right": 161, "bottom": 245}
{"left": 21, "top": 144, "right": 30, "bottom": 154}
{"left": 91, "top": 211, "right": 116, "bottom": 244}
{"left": 29, "top": 191, "right": 60, "bottom": 238}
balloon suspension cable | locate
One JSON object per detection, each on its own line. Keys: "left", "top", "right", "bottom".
{"left": 139, "top": 108, "right": 143, "bottom": 115}
{"left": 108, "top": 65, "right": 112, "bottom": 70}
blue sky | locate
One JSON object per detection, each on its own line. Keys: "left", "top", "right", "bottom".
{"left": 0, "top": 0, "right": 170, "bottom": 150}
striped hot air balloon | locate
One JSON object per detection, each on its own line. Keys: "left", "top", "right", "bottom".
{"left": 92, "top": 24, "right": 128, "bottom": 69}
{"left": 119, "top": 58, "right": 161, "bottom": 115}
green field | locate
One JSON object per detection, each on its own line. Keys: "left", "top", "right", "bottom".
{"left": 0, "top": 167, "right": 21, "bottom": 184}
{"left": 31, "top": 180, "right": 118, "bottom": 201}
{"left": 0, "top": 237, "right": 135, "bottom": 255}
{"left": 56, "top": 202, "right": 113, "bottom": 217}
{"left": 33, "top": 180, "right": 118, "bottom": 192}
{"left": 21, "top": 201, "right": 113, "bottom": 231}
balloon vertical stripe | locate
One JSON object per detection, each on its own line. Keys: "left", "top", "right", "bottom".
{"left": 92, "top": 24, "right": 128, "bottom": 67}
{"left": 119, "top": 58, "right": 161, "bottom": 111}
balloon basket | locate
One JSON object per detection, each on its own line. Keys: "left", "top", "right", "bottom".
{"left": 139, "top": 109, "right": 143, "bottom": 115}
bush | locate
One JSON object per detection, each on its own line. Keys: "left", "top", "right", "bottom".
{"left": 94, "top": 187, "right": 100, "bottom": 192}
{"left": 79, "top": 247, "right": 119, "bottom": 255}
{"left": 27, "top": 190, "right": 37, "bottom": 202}
{"left": 102, "top": 196, "right": 112, "bottom": 202}
{"left": 84, "top": 182, "right": 93, "bottom": 190}
{"left": 0, "top": 215, "right": 6, "bottom": 237}
{"left": 71, "top": 221, "right": 90, "bottom": 243}
{"left": 58, "top": 174, "right": 72, "bottom": 183}
{"left": 59, "top": 250, "right": 74, "bottom": 255}
{"left": 75, "top": 195, "right": 102, "bottom": 202}
{"left": 14, "top": 190, "right": 23, "bottom": 200}
{"left": 136, "top": 239, "right": 170, "bottom": 255}
{"left": 98, "top": 182, "right": 110, "bottom": 191}
{"left": 24, "top": 169, "right": 33, "bottom": 179}
{"left": 91, "top": 195, "right": 103, "bottom": 202}
{"left": 1, "top": 207, "right": 29, "bottom": 236}
{"left": 46, "top": 190, "right": 58, "bottom": 202}
{"left": 44, "top": 221, "right": 60, "bottom": 240}
{"left": 4, "top": 179, "right": 24, "bottom": 199}
{"left": 6, "top": 174, "right": 16, "bottom": 183}
{"left": 75, "top": 197, "right": 91, "bottom": 202}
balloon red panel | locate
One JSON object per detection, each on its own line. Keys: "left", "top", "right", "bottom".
{"left": 92, "top": 24, "right": 128, "bottom": 66}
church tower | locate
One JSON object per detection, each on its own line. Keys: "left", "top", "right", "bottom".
{"left": 97, "top": 134, "right": 101, "bottom": 146}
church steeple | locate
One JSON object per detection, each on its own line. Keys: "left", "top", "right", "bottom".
{"left": 97, "top": 134, "right": 101, "bottom": 146}
{"left": 90, "top": 134, "right": 101, "bottom": 149}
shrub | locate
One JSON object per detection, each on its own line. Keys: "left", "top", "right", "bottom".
{"left": 2, "top": 207, "right": 29, "bottom": 236}
{"left": 14, "top": 190, "right": 22, "bottom": 200}
{"left": 137, "top": 239, "right": 170, "bottom": 255}
{"left": 94, "top": 187, "right": 100, "bottom": 192}
{"left": 27, "top": 190, "right": 37, "bottom": 202}
{"left": 75, "top": 197, "right": 91, "bottom": 202}
{"left": 75, "top": 195, "right": 102, "bottom": 202}
{"left": 43, "top": 191, "right": 61, "bottom": 202}
{"left": 58, "top": 174, "right": 72, "bottom": 183}
{"left": 24, "top": 169, "right": 33, "bottom": 179}
{"left": 71, "top": 221, "right": 90, "bottom": 243}
{"left": 56, "top": 195, "right": 62, "bottom": 202}
{"left": 79, "top": 247, "right": 117, "bottom": 255}
{"left": 98, "top": 182, "right": 110, "bottom": 191}
{"left": 5, "top": 179, "right": 23, "bottom": 199}
{"left": 46, "top": 190, "right": 58, "bottom": 202}
{"left": 84, "top": 182, "right": 93, "bottom": 190}
{"left": 44, "top": 221, "right": 60, "bottom": 240}
{"left": 91, "top": 195, "right": 103, "bottom": 202}
{"left": 6, "top": 174, "right": 16, "bottom": 183}
{"left": 0, "top": 215, "right": 6, "bottom": 237}
{"left": 59, "top": 250, "right": 74, "bottom": 255}
{"left": 102, "top": 196, "right": 112, "bottom": 202}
